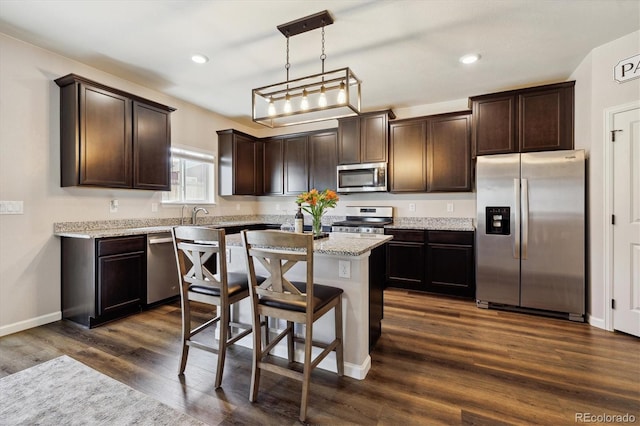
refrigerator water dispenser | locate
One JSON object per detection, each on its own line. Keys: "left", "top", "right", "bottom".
{"left": 486, "top": 207, "right": 510, "bottom": 235}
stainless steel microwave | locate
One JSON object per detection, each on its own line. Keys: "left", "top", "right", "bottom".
{"left": 336, "top": 162, "right": 387, "bottom": 193}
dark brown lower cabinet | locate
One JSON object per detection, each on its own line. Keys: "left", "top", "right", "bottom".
{"left": 385, "top": 229, "right": 427, "bottom": 291}
{"left": 425, "top": 231, "right": 475, "bottom": 298}
{"left": 385, "top": 228, "right": 475, "bottom": 298}
{"left": 62, "top": 235, "right": 146, "bottom": 328}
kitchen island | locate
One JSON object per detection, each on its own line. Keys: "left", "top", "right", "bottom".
{"left": 223, "top": 232, "right": 391, "bottom": 380}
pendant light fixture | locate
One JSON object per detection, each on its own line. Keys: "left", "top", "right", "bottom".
{"left": 252, "top": 10, "right": 361, "bottom": 128}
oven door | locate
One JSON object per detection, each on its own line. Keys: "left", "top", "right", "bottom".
{"left": 337, "top": 162, "right": 387, "bottom": 193}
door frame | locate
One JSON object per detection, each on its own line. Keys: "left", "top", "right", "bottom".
{"left": 603, "top": 100, "right": 640, "bottom": 331}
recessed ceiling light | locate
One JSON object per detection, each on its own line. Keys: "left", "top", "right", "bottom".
{"left": 191, "top": 54, "right": 209, "bottom": 64}
{"left": 460, "top": 54, "right": 480, "bottom": 65}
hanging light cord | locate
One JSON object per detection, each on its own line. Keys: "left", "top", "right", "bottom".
{"left": 285, "top": 33, "right": 290, "bottom": 83}
{"left": 320, "top": 22, "right": 326, "bottom": 74}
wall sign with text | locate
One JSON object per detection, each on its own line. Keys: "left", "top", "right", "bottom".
{"left": 614, "top": 54, "right": 640, "bottom": 83}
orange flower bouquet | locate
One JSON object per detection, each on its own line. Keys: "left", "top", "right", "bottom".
{"left": 295, "top": 188, "right": 339, "bottom": 236}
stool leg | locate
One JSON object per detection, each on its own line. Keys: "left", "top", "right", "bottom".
{"left": 286, "top": 321, "right": 294, "bottom": 363}
{"left": 178, "top": 294, "right": 190, "bottom": 375}
{"left": 249, "top": 314, "right": 262, "bottom": 402}
{"left": 299, "top": 320, "right": 314, "bottom": 422}
{"left": 335, "top": 296, "right": 344, "bottom": 376}
{"left": 214, "top": 303, "right": 229, "bottom": 388}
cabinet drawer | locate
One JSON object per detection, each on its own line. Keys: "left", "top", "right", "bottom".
{"left": 385, "top": 229, "right": 426, "bottom": 242}
{"left": 428, "top": 231, "right": 474, "bottom": 245}
{"left": 97, "top": 236, "right": 146, "bottom": 257}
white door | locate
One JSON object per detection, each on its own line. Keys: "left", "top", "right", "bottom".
{"left": 613, "top": 105, "right": 640, "bottom": 337}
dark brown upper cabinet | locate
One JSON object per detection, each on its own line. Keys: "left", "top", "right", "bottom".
{"left": 262, "top": 137, "right": 284, "bottom": 195}
{"left": 389, "top": 119, "right": 427, "bottom": 192}
{"left": 283, "top": 135, "right": 309, "bottom": 195}
{"left": 55, "top": 74, "right": 174, "bottom": 190}
{"left": 259, "top": 130, "right": 337, "bottom": 196}
{"left": 389, "top": 111, "right": 472, "bottom": 193}
{"left": 217, "top": 129, "right": 260, "bottom": 196}
{"left": 470, "top": 81, "right": 574, "bottom": 156}
{"left": 427, "top": 113, "right": 472, "bottom": 192}
{"left": 338, "top": 110, "right": 395, "bottom": 165}
{"left": 309, "top": 130, "right": 338, "bottom": 191}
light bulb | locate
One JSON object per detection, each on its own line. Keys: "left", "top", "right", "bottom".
{"left": 301, "top": 89, "right": 309, "bottom": 110}
{"left": 284, "top": 94, "right": 292, "bottom": 114}
{"left": 267, "top": 98, "right": 276, "bottom": 116}
{"left": 318, "top": 86, "right": 327, "bottom": 108}
{"left": 337, "top": 82, "right": 346, "bottom": 104}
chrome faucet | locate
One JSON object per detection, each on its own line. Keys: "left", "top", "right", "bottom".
{"left": 192, "top": 206, "right": 209, "bottom": 224}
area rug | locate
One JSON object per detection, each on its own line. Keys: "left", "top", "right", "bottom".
{"left": 0, "top": 355, "right": 205, "bottom": 425}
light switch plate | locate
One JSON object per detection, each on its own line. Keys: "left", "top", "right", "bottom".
{"left": 0, "top": 201, "right": 24, "bottom": 214}
{"left": 447, "top": 202, "right": 454, "bottom": 213}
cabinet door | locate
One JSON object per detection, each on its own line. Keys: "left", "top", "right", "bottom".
{"left": 427, "top": 113, "right": 472, "bottom": 192}
{"left": 263, "top": 138, "right": 284, "bottom": 195}
{"left": 96, "top": 236, "right": 145, "bottom": 319}
{"left": 338, "top": 116, "right": 360, "bottom": 164}
{"left": 519, "top": 85, "right": 574, "bottom": 152}
{"left": 133, "top": 102, "right": 171, "bottom": 190}
{"left": 309, "top": 131, "right": 338, "bottom": 191}
{"left": 361, "top": 113, "right": 388, "bottom": 163}
{"left": 425, "top": 231, "right": 475, "bottom": 298}
{"left": 234, "top": 133, "right": 258, "bottom": 195}
{"left": 472, "top": 95, "right": 516, "bottom": 156}
{"left": 389, "top": 120, "right": 427, "bottom": 192}
{"left": 283, "top": 136, "right": 308, "bottom": 195}
{"left": 80, "top": 84, "right": 132, "bottom": 187}
{"left": 98, "top": 252, "right": 145, "bottom": 317}
{"left": 386, "top": 242, "right": 426, "bottom": 290}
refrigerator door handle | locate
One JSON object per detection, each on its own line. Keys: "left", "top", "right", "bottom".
{"left": 513, "top": 178, "right": 520, "bottom": 259}
{"left": 521, "top": 178, "right": 529, "bottom": 260}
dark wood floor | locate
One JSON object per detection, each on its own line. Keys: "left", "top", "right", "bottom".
{"left": 1, "top": 289, "right": 638, "bottom": 425}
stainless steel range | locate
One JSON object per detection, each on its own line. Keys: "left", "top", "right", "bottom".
{"left": 331, "top": 206, "right": 393, "bottom": 234}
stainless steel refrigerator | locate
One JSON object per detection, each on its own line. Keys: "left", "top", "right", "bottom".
{"left": 476, "top": 150, "right": 585, "bottom": 321}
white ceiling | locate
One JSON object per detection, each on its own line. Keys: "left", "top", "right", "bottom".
{"left": 1, "top": 0, "right": 638, "bottom": 129}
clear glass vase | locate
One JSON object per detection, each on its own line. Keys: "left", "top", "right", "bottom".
{"left": 311, "top": 213, "right": 323, "bottom": 237}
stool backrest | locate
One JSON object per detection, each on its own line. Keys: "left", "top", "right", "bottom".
{"left": 241, "top": 230, "right": 314, "bottom": 312}
{"left": 172, "top": 226, "right": 227, "bottom": 299}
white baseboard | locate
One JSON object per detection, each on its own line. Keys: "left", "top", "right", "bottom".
{"left": 234, "top": 332, "right": 371, "bottom": 380}
{"left": 587, "top": 314, "right": 608, "bottom": 331}
{"left": 0, "top": 311, "right": 61, "bottom": 337}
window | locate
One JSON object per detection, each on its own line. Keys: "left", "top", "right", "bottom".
{"left": 162, "top": 147, "right": 215, "bottom": 204}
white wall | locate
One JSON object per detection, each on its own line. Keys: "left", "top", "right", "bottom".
{"left": 570, "top": 30, "right": 640, "bottom": 328}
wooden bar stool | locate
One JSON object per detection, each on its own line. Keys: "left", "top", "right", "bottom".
{"left": 240, "top": 229, "right": 344, "bottom": 422}
{"left": 172, "top": 226, "right": 263, "bottom": 388}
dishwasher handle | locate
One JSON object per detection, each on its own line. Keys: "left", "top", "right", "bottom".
{"left": 148, "top": 236, "right": 173, "bottom": 245}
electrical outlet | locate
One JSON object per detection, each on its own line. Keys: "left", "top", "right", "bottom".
{"left": 276, "top": 204, "right": 281, "bottom": 211}
{"left": 226, "top": 248, "right": 231, "bottom": 263}
{"left": 447, "top": 202, "right": 454, "bottom": 213}
{"left": 236, "top": 203, "right": 240, "bottom": 211}
{"left": 151, "top": 202, "right": 158, "bottom": 212}
{"left": 338, "top": 260, "right": 351, "bottom": 279}
{"left": 409, "top": 203, "right": 416, "bottom": 212}
{"left": 110, "top": 199, "right": 119, "bottom": 213}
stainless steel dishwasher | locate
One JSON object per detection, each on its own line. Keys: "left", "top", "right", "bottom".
{"left": 146, "top": 233, "right": 180, "bottom": 305}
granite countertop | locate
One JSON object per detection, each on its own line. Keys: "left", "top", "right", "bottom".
{"left": 53, "top": 221, "right": 270, "bottom": 239}
{"left": 53, "top": 215, "right": 475, "bottom": 239}
{"left": 225, "top": 232, "right": 392, "bottom": 257}
{"left": 385, "top": 217, "right": 475, "bottom": 231}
